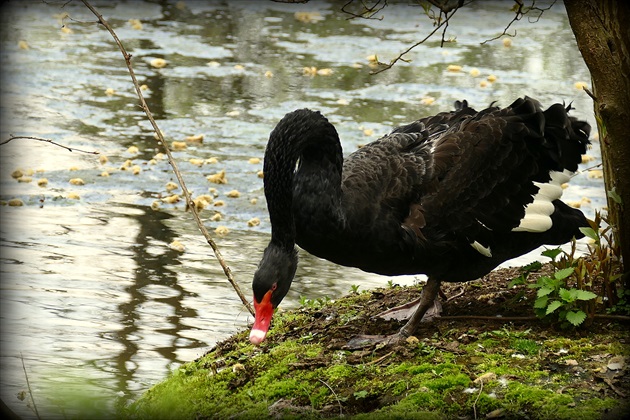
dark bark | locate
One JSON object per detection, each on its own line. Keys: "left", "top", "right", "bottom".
{"left": 564, "top": 0, "right": 630, "bottom": 282}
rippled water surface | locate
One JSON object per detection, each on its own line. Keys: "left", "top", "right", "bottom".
{"left": 0, "top": 1, "right": 604, "bottom": 418}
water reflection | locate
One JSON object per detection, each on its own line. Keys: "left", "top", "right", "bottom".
{"left": 0, "top": 0, "right": 602, "bottom": 418}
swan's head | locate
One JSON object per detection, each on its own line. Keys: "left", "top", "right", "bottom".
{"left": 249, "top": 242, "right": 298, "bottom": 345}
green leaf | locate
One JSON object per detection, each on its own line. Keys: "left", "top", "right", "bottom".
{"left": 558, "top": 288, "right": 575, "bottom": 302}
{"left": 554, "top": 267, "right": 575, "bottom": 280}
{"left": 509, "top": 276, "right": 526, "bottom": 288}
{"left": 607, "top": 187, "right": 622, "bottom": 205}
{"left": 565, "top": 310, "right": 587, "bottom": 326}
{"left": 537, "top": 287, "right": 554, "bottom": 297}
{"left": 579, "top": 227, "right": 599, "bottom": 241}
{"left": 575, "top": 290, "right": 598, "bottom": 301}
{"left": 534, "top": 295, "right": 549, "bottom": 309}
{"left": 541, "top": 248, "right": 563, "bottom": 261}
{"left": 545, "top": 300, "right": 563, "bottom": 315}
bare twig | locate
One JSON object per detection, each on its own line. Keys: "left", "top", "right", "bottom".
{"left": 437, "top": 314, "right": 630, "bottom": 322}
{"left": 370, "top": 4, "right": 461, "bottom": 74}
{"left": 0, "top": 135, "right": 99, "bottom": 154}
{"left": 80, "top": 0, "right": 254, "bottom": 316}
{"left": 481, "top": 0, "right": 557, "bottom": 44}
{"left": 317, "top": 379, "right": 343, "bottom": 416}
{"left": 341, "top": 0, "right": 387, "bottom": 20}
{"left": 472, "top": 379, "right": 483, "bottom": 420}
{"left": 20, "top": 352, "right": 41, "bottom": 420}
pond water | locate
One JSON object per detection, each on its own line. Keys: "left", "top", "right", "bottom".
{"left": 0, "top": 1, "right": 604, "bottom": 418}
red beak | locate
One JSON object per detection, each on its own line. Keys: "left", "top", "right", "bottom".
{"left": 249, "top": 290, "right": 274, "bottom": 345}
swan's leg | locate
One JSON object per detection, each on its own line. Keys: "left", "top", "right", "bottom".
{"left": 376, "top": 295, "right": 442, "bottom": 322}
{"left": 398, "top": 277, "right": 441, "bottom": 338}
{"left": 345, "top": 277, "right": 442, "bottom": 349}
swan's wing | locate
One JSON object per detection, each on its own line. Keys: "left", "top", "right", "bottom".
{"left": 418, "top": 97, "right": 589, "bottom": 247}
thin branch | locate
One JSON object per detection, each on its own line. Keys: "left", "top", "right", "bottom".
{"left": 341, "top": 0, "right": 387, "bottom": 20}
{"left": 317, "top": 379, "right": 343, "bottom": 416}
{"left": 80, "top": 0, "right": 254, "bottom": 316}
{"left": 0, "top": 135, "right": 99, "bottom": 154}
{"left": 371, "top": 5, "right": 460, "bottom": 74}
{"left": 481, "top": 0, "right": 557, "bottom": 44}
{"left": 20, "top": 352, "right": 41, "bottom": 420}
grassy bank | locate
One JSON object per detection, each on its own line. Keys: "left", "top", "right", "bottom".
{"left": 124, "top": 265, "right": 629, "bottom": 419}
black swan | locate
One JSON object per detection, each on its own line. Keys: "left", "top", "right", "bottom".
{"left": 250, "top": 96, "right": 591, "bottom": 345}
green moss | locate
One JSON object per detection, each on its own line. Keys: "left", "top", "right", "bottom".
{"left": 124, "top": 287, "right": 629, "bottom": 420}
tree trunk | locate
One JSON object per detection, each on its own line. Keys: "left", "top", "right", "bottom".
{"left": 564, "top": 0, "right": 630, "bottom": 283}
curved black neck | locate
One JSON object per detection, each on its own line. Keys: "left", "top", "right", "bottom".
{"left": 263, "top": 109, "right": 343, "bottom": 251}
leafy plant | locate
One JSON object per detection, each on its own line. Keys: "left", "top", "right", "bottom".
{"left": 509, "top": 261, "right": 543, "bottom": 288}
{"left": 529, "top": 255, "right": 597, "bottom": 328}
{"left": 299, "top": 295, "right": 331, "bottom": 309}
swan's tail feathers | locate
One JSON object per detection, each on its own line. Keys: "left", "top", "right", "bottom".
{"left": 511, "top": 97, "right": 591, "bottom": 234}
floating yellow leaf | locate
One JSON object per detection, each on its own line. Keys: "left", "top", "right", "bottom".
{"left": 250, "top": 198, "right": 258, "bottom": 205}
{"left": 294, "top": 11, "right": 323, "bottom": 23}
{"left": 69, "top": 178, "right": 85, "bottom": 186}
{"left": 151, "top": 201, "right": 161, "bottom": 210}
{"left": 37, "top": 178, "right": 48, "bottom": 187}
{"left": 11, "top": 170, "right": 23, "bottom": 179}
{"left": 302, "top": 66, "right": 317, "bottom": 76}
{"left": 226, "top": 190, "right": 241, "bottom": 198}
{"left": 207, "top": 170, "right": 227, "bottom": 184}
{"left": 127, "top": 145, "right": 139, "bottom": 154}
{"left": 213, "top": 200, "right": 226, "bottom": 207}
{"left": 61, "top": 26, "right": 73, "bottom": 34}
{"left": 166, "top": 181, "right": 179, "bottom": 192}
{"left": 502, "top": 38, "right": 512, "bottom": 47}
{"left": 247, "top": 217, "right": 261, "bottom": 227}
{"left": 257, "top": 170, "right": 264, "bottom": 178}
{"left": 469, "top": 68, "right": 480, "bottom": 77}
{"left": 211, "top": 212, "right": 222, "bottom": 222}
{"left": 67, "top": 192, "right": 80, "bottom": 200}
{"left": 487, "top": 74, "right": 497, "bottom": 82}
{"left": 206, "top": 157, "right": 219, "bottom": 164}
{"left": 172, "top": 141, "right": 187, "bottom": 150}
{"left": 162, "top": 194, "right": 180, "bottom": 204}
{"left": 215, "top": 226, "right": 229, "bottom": 236}
{"left": 420, "top": 97, "right": 435, "bottom": 105}
{"left": 185, "top": 134, "right": 204, "bottom": 143}
{"left": 100, "top": 171, "right": 110, "bottom": 177}
{"left": 447, "top": 64, "right": 462, "bottom": 72}
{"left": 193, "top": 196, "right": 210, "bottom": 210}
{"left": 264, "top": 70, "right": 274, "bottom": 78}
{"left": 317, "top": 68, "right": 333, "bottom": 76}
{"left": 132, "top": 165, "right": 141, "bottom": 175}
{"left": 169, "top": 240, "right": 185, "bottom": 252}
{"left": 17, "top": 176, "right": 33, "bottom": 183}
{"left": 248, "top": 157, "right": 261, "bottom": 164}
{"left": 129, "top": 19, "right": 143, "bottom": 30}
{"left": 574, "top": 81, "right": 588, "bottom": 90}
{"left": 8, "top": 198, "right": 24, "bottom": 206}
{"left": 189, "top": 158, "right": 204, "bottom": 166}
{"left": 99, "top": 155, "right": 109, "bottom": 164}
{"left": 150, "top": 58, "right": 167, "bottom": 68}
{"left": 18, "top": 40, "right": 29, "bottom": 50}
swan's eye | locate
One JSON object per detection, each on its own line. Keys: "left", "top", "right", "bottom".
{"left": 271, "top": 283, "right": 278, "bottom": 292}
